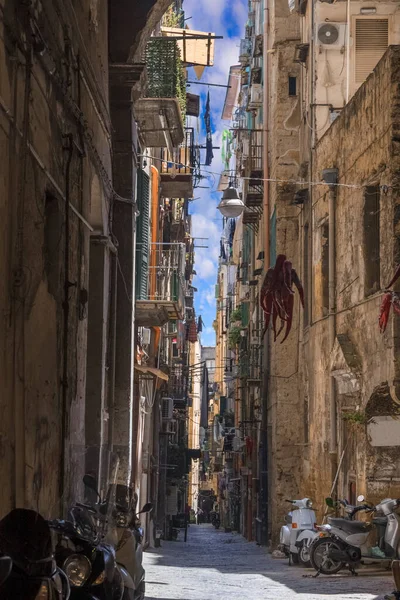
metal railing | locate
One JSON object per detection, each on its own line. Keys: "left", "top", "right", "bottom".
{"left": 161, "top": 128, "right": 195, "bottom": 176}
{"left": 140, "top": 242, "right": 186, "bottom": 307}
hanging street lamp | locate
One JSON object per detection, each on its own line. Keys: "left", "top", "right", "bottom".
{"left": 216, "top": 186, "right": 245, "bottom": 218}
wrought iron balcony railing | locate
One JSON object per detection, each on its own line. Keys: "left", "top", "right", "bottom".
{"left": 160, "top": 128, "right": 195, "bottom": 198}
{"left": 136, "top": 242, "right": 186, "bottom": 326}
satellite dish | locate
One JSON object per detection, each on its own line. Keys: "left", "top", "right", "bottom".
{"left": 318, "top": 24, "right": 339, "bottom": 45}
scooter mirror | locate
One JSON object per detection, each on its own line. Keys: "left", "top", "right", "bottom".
{"left": 357, "top": 495, "right": 365, "bottom": 503}
{"left": 0, "top": 556, "right": 12, "bottom": 586}
{"left": 83, "top": 474, "right": 101, "bottom": 500}
{"left": 325, "top": 497, "right": 335, "bottom": 508}
{"left": 139, "top": 502, "right": 154, "bottom": 514}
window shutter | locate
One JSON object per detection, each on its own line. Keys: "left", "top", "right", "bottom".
{"left": 136, "top": 169, "right": 150, "bottom": 300}
{"left": 355, "top": 19, "right": 388, "bottom": 83}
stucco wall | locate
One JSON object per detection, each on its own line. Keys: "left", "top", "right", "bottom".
{"left": 303, "top": 46, "right": 400, "bottom": 511}
{"left": 0, "top": 0, "right": 111, "bottom": 515}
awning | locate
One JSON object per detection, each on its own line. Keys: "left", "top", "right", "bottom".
{"left": 135, "top": 365, "right": 169, "bottom": 381}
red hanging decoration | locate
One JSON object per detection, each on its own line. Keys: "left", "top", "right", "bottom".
{"left": 259, "top": 254, "right": 304, "bottom": 343}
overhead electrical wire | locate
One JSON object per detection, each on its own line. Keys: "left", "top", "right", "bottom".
{"left": 139, "top": 153, "right": 393, "bottom": 192}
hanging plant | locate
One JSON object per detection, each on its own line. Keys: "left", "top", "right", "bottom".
{"left": 230, "top": 306, "right": 242, "bottom": 323}
{"left": 163, "top": 5, "right": 181, "bottom": 28}
{"left": 342, "top": 410, "right": 368, "bottom": 428}
{"left": 228, "top": 325, "right": 241, "bottom": 349}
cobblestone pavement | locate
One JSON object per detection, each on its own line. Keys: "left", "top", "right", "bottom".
{"left": 144, "top": 524, "right": 394, "bottom": 600}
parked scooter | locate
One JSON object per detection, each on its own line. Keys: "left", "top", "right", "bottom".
{"left": 50, "top": 449, "right": 131, "bottom": 598}
{"left": 279, "top": 498, "right": 317, "bottom": 567}
{"left": 311, "top": 495, "right": 400, "bottom": 575}
{"left": 211, "top": 512, "right": 221, "bottom": 529}
{"left": 112, "top": 488, "right": 153, "bottom": 600}
{"left": 0, "top": 508, "right": 70, "bottom": 599}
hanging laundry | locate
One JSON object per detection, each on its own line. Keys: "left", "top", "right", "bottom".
{"left": 204, "top": 91, "right": 214, "bottom": 166}
{"left": 220, "top": 240, "right": 227, "bottom": 261}
{"left": 197, "top": 315, "right": 204, "bottom": 332}
{"left": 221, "top": 130, "right": 233, "bottom": 170}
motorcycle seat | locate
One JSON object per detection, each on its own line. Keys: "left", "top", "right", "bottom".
{"left": 328, "top": 518, "right": 372, "bottom": 534}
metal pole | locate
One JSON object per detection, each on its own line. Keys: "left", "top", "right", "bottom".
{"left": 187, "top": 81, "right": 231, "bottom": 89}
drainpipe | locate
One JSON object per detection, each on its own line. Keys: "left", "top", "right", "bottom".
{"left": 259, "top": 0, "right": 270, "bottom": 546}
{"left": 263, "top": 3, "right": 269, "bottom": 263}
{"left": 60, "top": 133, "right": 74, "bottom": 502}
{"left": 322, "top": 169, "right": 338, "bottom": 479}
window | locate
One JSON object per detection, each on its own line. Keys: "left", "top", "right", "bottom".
{"left": 303, "top": 223, "right": 309, "bottom": 326}
{"left": 288, "top": 76, "right": 297, "bottom": 97}
{"left": 355, "top": 18, "right": 388, "bottom": 84}
{"left": 321, "top": 223, "right": 329, "bottom": 316}
{"left": 364, "top": 186, "right": 380, "bottom": 296}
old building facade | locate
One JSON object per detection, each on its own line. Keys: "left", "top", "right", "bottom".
{"left": 211, "top": 0, "right": 400, "bottom": 549}
{"left": 0, "top": 0, "right": 205, "bottom": 551}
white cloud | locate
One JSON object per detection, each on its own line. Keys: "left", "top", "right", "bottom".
{"left": 182, "top": 0, "right": 247, "bottom": 340}
{"left": 200, "top": 285, "right": 217, "bottom": 308}
{"left": 195, "top": 257, "right": 217, "bottom": 280}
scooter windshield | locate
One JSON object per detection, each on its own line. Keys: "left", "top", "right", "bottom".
{"left": 66, "top": 445, "right": 120, "bottom": 543}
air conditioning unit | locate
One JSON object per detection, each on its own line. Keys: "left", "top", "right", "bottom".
{"left": 317, "top": 23, "right": 346, "bottom": 49}
{"left": 248, "top": 84, "right": 263, "bottom": 109}
{"left": 161, "top": 397, "right": 174, "bottom": 420}
{"left": 141, "top": 327, "right": 151, "bottom": 345}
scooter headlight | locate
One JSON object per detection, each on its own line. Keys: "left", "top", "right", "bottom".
{"left": 92, "top": 570, "right": 106, "bottom": 585}
{"left": 63, "top": 554, "right": 91, "bottom": 587}
{"left": 306, "top": 499, "right": 313, "bottom": 508}
{"left": 116, "top": 512, "right": 129, "bottom": 527}
{"left": 34, "top": 582, "right": 50, "bottom": 600}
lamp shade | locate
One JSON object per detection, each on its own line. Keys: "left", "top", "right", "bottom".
{"left": 217, "top": 196, "right": 245, "bottom": 218}
{"left": 222, "top": 186, "right": 240, "bottom": 201}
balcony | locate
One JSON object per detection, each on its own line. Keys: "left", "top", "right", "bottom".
{"left": 168, "top": 364, "right": 188, "bottom": 408}
{"left": 160, "top": 128, "right": 195, "bottom": 198}
{"left": 134, "top": 38, "right": 186, "bottom": 148}
{"left": 239, "top": 39, "right": 252, "bottom": 65}
{"left": 169, "top": 199, "right": 190, "bottom": 242}
{"left": 135, "top": 242, "right": 186, "bottom": 326}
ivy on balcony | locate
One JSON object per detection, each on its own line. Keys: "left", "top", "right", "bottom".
{"left": 145, "top": 38, "right": 187, "bottom": 120}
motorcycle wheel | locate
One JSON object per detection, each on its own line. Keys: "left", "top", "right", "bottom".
{"left": 289, "top": 552, "right": 299, "bottom": 565}
{"left": 298, "top": 541, "right": 312, "bottom": 568}
{"left": 215, "top": 523, "right": 220, "bottom": 529}
{"left": 310, "top": 537, "right": 345, "bottom": 575}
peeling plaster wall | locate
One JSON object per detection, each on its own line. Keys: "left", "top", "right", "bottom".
{"left": 302, "top": 47, "right": 400, "bottom": 513}
{"left": 265, "top": 0, "right": 303, "bottom": 546}
{"left": 0, "top": 0, "right": 111, "bottom": 515}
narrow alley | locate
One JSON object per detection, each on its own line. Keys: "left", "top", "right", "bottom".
{"left": 144, "top": 526, "right": 393, "bottom": 600}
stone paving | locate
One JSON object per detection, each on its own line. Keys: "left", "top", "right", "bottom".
{"left": 144, "top": 524, "right": 394, "bottom": 600}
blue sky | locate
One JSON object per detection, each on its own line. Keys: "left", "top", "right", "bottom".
{"left": 183, "top": 0, "right": 247, "bottom": 346}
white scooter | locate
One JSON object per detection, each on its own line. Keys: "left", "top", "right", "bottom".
{"left": 279, "top": 498, "right": 317, "bottom": 567}
{"left": 311, "top": 495, "right": 400, "bottom": 576}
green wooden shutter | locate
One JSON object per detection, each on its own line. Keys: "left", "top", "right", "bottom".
{"left": 136, "top": 169, "right": 150, "bottom": 300}
{"left": 242, "top": 227, "right": 251, "bottom": 283}
{"left": 241, "top": 302, "right": 249, "bottom": 327}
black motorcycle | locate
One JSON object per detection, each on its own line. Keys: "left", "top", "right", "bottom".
{"left": 0, "top": 508, "right": 70, "bottom": 599}
{"left": 49, "top": 449, "right": 131, "bottom": 600}
{"left": 211, "top": 512, "right": 220, "bottom": 529}
{"left": 50, "top": 500, "right": 124, "bottom": 600}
